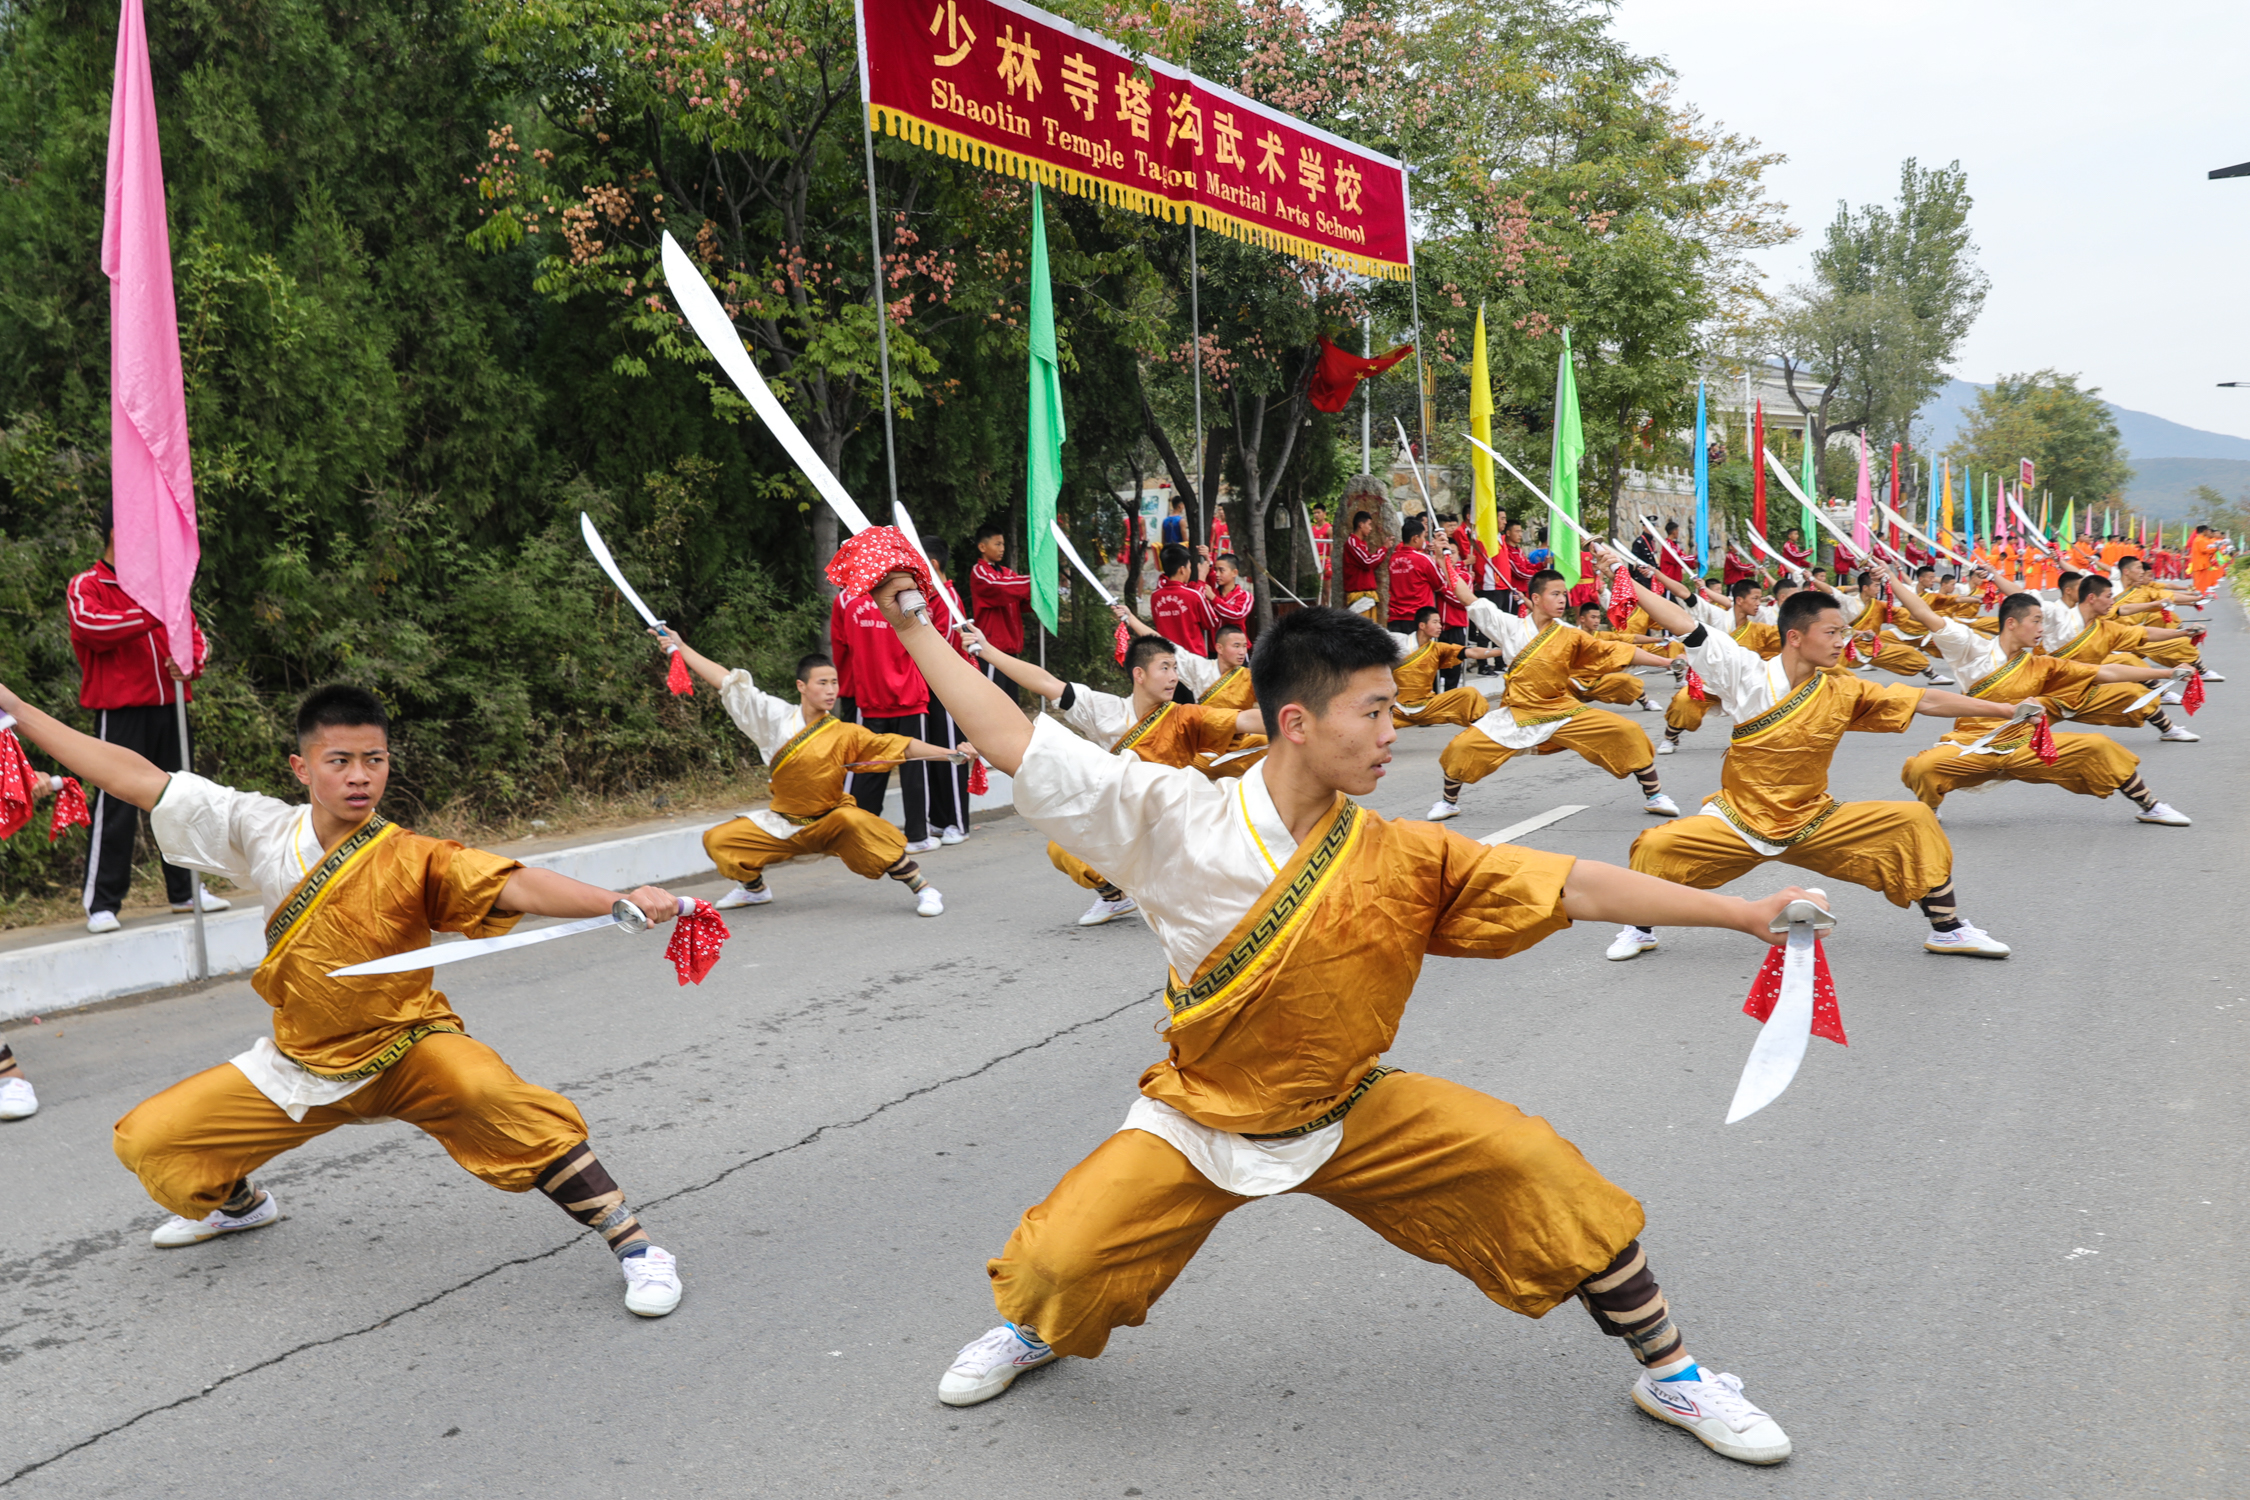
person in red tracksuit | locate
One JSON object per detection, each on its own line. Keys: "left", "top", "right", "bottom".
{"left": 1385, "top": 516, "right": 1445, "bottom": 635}
{"left": 1149, "top": 544, "right": 1218, "bottom": 657}
{"left": 67, "top": 530, "right": 224, "bottom": 934}
{"left": 1339, "top": 510, "right": 1384, "bottom": 607}
{"left": 831, "top": 589, "right": 941, "bottom": 853}
{"left": 1206, "top": 553, "right": 1255, "bottom": 639}
{"left": 969, "top": 521, "right": 1032, "bottom": 706}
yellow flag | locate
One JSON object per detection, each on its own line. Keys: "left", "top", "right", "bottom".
{"left": 1469, "top": 304, "right": 1497, "bottom": 552}
{"left": 1940, "top": 459, "right": 1954, "bottom": 546}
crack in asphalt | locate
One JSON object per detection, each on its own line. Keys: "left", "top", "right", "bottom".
{"left": 1, "top": 990, "right": 1151, "bottom": 1489}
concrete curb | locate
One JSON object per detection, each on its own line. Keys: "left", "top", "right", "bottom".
{"left": 0, "top": 771, "right": 1014, "bottom": 1024}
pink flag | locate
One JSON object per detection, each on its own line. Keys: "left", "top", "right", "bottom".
{"left": 1851, "top": 433, "right": 1873, "bottom": 555}
{"left": 103, "top": 0, "right": 199, "bottom": 675}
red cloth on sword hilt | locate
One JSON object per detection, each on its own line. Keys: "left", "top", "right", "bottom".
{"left": 1113, "top": 620, "right": 1131, "bottom": 665}
{"left": 0, "top": 730, "right": 42, "bottom": 841}
{"left": 666, "top": 648, "right": 694, "bottom": 697}
{"left": 2027, "top": 714, "right": 2060, "bottom": 765}
{"left": 665, "top": 896, "right": 731, "bottom": 986}
{"left": 49, "top": 777, "right": 90, "bottom": 841}
{"left": 824, "top": 527, "right": 938, "bottom": 611}
{"left": 1606, "top": 564, "right": 1635, "bottom": 629}
{"left": 967, "top": 757, "right": 990, "bottom": 797}
{"left": 1684, "top": 666, "right": 1707, "bottom": 703}
{"left": 2183, "top": 673, "right": 2205, "bottom": 716}
{"left": 1743, "top": 936, "right": 1846, "bottom": 1045}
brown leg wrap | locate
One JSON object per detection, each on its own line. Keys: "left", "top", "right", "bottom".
{"left": 886, "top": 857, "right": 929, "bottom": 894}
{"left": 219, "top": 1178, "right": 260, "bottom": 1215}
{"left": 2117, "top": 773, "right": 2156, "bottom": 811}
{"left": 1577, "top": 1239, "right": 1684, "bottom": 1367}
{"left": 2147, "top": 709, "right": 2175, "bottom": 733}
{"left": 1917, "top": 878, "right": 1961, "bottom": 932}
{"left": 0, "top": 1044, "right": 20, "bottom": 1081}
{"left": 1633, "top": 767, "right": 1662, "bottom": 795}
{"left": 535, "top": 1143, "right": 647, "bottom": 1257}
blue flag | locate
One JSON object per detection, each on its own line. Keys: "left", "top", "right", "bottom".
{"left": 1692, "top": 380, "right": 1709, "bottom": 576}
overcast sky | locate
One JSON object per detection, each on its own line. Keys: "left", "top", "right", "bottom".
{"left": 1612, "top": 0, "right": 2250, "bottom": 438}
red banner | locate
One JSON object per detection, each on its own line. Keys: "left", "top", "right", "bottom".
{"left": 857, "top": 0, "right": 1412, "bottom": 279}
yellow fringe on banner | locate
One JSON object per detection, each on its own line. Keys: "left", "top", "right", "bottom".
{"left": 872, "top": 104, "right": 1412, "bottom": 281}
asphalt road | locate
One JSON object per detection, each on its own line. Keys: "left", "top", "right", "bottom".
{"left": 5, "top": 606, "right": 2245, "bottom": 1499}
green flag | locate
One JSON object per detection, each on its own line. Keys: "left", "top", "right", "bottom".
{"left": 1798, "top": 433, "right": 1819, "bottom": 557}
{"left": 1025, "top": 185, "right": 1063, "bottom": 633}
{"left": 1549, "top": 330, "right": 1583, "bottom": 584}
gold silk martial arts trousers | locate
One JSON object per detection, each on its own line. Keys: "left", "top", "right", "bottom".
{"left": 704, "top": 804, "right": 907, "bottom": 883}
{"left": 1571, "top": 672, "right": 1647, "bottom": 707}
{"left": 1392, "top": 685, "right": 1490, "bottom": 730}
{"left": 986, "top": 1071, "right": 1643, "bottom": 1359}
{"left": 1901, "top": 729, "right": 2139, "bottom": 808}
{"left": 1851, "top": 636, "right": 1929, "bottom": 676}
{"left": 1439, "top": 707, "right": 1655, "bottom": 786}
{"left": 113, "top": 1032, "right": 588, "bottom": 1220}
{"left": 1629, "top": 799, "right": 1951, "bottom": 908}
{"left": 1664, "top": 686, "right": 1713, "bottom": 735}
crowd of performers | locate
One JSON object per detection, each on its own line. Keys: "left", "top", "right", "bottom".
{"left": 0, "top": 509, "right": 2229, "bottom": 1472}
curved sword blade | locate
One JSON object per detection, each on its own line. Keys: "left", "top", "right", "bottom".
{"left": 581, "top": 513, "right": 665, "bottom": 631}
{"left": 328, "top": 901, "right": 649, "bottom": 978}
{"left": 1725, "top": 922, "right": 1816, "bottom": 1124}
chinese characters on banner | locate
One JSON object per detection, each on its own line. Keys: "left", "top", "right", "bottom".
{"left": 859, "top": 0, "right": 1412, "bottom": 279}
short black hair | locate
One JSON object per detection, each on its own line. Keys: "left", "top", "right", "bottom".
{"left": 1413, "top": 605, "right": 1441, "bottom": 626}
{"left": 1350, "top": 509, "right": 1372, "bottom": 528}
{"left": 921, "top": 537, "right": 950, "bottom": 568}
{"left": 1575, "top": 601, "right": 1607, "bottom": 623}
{"left": 1214, "top": 551, "right": 1239, "bottom": 569}
{"left": 1996, "top": 592, "right": 2042, "bottom": 629}
{"left": 1250, "top": 605, "right": 1398, "bottom": 733}
{"left": 1527, "top": 568, "right": 1567, "bottom": 593}
{"left": 1124, "top": 633, "right": 1177, "bottom": 676}
{"left": 795, "top": 652, "right": 835, "bottom": 682}
{"left": 1916, "top": 566, "right": 1936, "bottom": 580}
{"left": 1159, "top": 543, "right": 1193, "bottom": 577}
{"left": 1213, "top": 622, "right": 1247, "bottom": 643}
{"left": 2057, "top": 570, "right": 2083, "bottom": 591}
{"left": 1854, "top": 570, "right": 1875, "bottom": 588}
{"left": 1728, "top": 577, "right": 1761, "bottom": 601}
{"left": 1402, "top": 515, "right": 1427, "bottom": 543}
{"left": 1777, "top": 589, "right": 1844, "bottom": 640}
{"left": 974, "top": 520, "right": 1007, "bottom": 545}
{"left": 1664, "top": 520, "right": 1680, "bottom": 534}
{"left": 2080, "top": 574, "right": 2113, "bottom": 600}
{"left": 296, "top": 684, "right": 388, "bottom": 746}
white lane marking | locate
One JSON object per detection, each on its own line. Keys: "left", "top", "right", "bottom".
{"left": 1480, "top": 804, "right": 1588, "bottom": 845}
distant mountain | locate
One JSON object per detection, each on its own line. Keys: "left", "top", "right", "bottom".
{"left": 1916, "top": 378, "right": 2250, "bottom": 517}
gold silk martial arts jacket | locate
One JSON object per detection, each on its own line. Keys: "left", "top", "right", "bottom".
{"left": 2113, "top": 585, "right": 2180, "bottom": 628}
{"left": 1011, "top": 716, "right": 1575, "bottom": 1195}
{"left": 719, "top": 669, "right": 914, "bottom": 824}
{"left": 1058, "top": 685, "right": 1264, "bottom": 777}
{"left": 1679, "top": 629, "right": 1924, "bottom": 848}
{"left": 1462, "top": 600, "right": 1638, "bottom": 749}
{"left": 1922, "top": 621, "right": 2100, "bottom": 746}
{"left": 1173, "top": 652, "right": 1258, "bottom": 715}
{"left": 2042, "top": 612, "right": 2149, "bottom": 666}
{"left": 150, "top": 772, "right": 523, "bottom": 1105}
{"left": 1391, "top": 639, "right": 1464, "bottom": 705}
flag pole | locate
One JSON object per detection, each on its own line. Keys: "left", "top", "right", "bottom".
{"left": 174, "top": 692, "right": 206, "bottom": 978}
{"left": 859, "top": 115, "right": 901, "bottom": 515}
{"left": 1188, "top": 214, "right": 1207, "bottom": 547}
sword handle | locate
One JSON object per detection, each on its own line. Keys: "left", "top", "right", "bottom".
{"left": 612, "top": 897, "right": 653, "bottom": 934}
{"left": 897, "top": 589, "right": 931, "bottom": 627}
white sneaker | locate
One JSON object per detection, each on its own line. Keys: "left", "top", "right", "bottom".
{"left": 1077, "top": 893, "right": 1138, "bottom": 926}
{"left": 86, "top": 910, "right": 122, "bottom": 935}
{"left": 171, "top": 890, "right": 231, "bottom": 913}
{"left": 152, "top": 1189, "right": 283, "bottom": 1248}
{"left": 1644, "top": 792, "right": 1680, "bottom": 817}
{"left": 940, "top": 824, "right": 969, "bottom": 845}
{"left": 2137, "top": 801, "right": 2191, "bottom": 826}
{"left": 2159, "top": 725, "right": 2200, "bottom": 743}
{"left": 904, "top": 836, "right": 942, "bottom": 855}
{"left": 1924, "top": 923, "right": 2010, "bottom": 958}
{"left": 1654, "top": 738, "right": 1676, "bottom": 755}
{"left": 2200, "top": 669, "right": 2225, "bottom": 682}
{"left": 621, "top": 1246, "right": 682, "bottom": 1317}
{"left": 1632, "top": 1368, "right": 1792, "bottom": 1465}
{"left": 917, "top": 887, "right": 945, "bottom": 917}
{"left": 1605, "top": 927, "right": 1657, "bottom": 961}
{"left": 2160, "top": 689, "right": 2185, "bottom": 705}
{"left": 938, "top": 1323, "right": 1057, "bottom": 1407}
{"left": 0, "top": 1076, "right": 37, "bottom": 1120}
{"left": 1426, "top": 798, "right": 1461, "bottom": 822}
{"left": 713, "top": 883, "right": 773, "bottom": 909}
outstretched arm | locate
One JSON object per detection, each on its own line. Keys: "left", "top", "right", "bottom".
{"left": 957, "top": 625, "right": 1067, "bottom": 702}
{"left": 878, "top": 576, "right": 1037, "bottom": 774}
{"left": 1602, "top": 546, "right": 1698, "bottom": 637}
{"left": 1561, "top": 861, "right": 1820, "bottom": 948}
{"left": 648, "top": 627, "right": 731, "bottom": 691}
{"left": 1913, "top": 688, "right": 2028, "bottom": 720}
{"left": 1112, "top": 603, "right": 1157, "bottom": 639}
{"left": 2091, "top": 662, "right": 2187, "bottom": 685}
{"left": 0, "top": 685, "right": 171, "bottom": 810}
{"left": 497, "top": 866, "right": 679, "bottom": 925}
{"left": 1880, "top": 568, "right": 1944, "bottom": 635}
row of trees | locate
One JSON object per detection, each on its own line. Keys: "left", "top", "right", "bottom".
{"left": 0, "top": 0, "right": 1805, "bottom": 898}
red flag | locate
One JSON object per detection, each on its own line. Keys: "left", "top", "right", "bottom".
{"left": 1888, "top": 443, "right": 1903, "bottom": 551}
{"left": 1751, "top": 401, "right": 1767, "bottom": 537}
{"left": 1308, "top": 336, "right": 1413, "bottom": 413}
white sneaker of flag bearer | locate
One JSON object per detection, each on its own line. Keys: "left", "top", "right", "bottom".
{"left": 581, "top": 512, "right": 697, "bottom": 697}
{"left": 1726, "top": 893, "right": 1843, "bottom": 1124}
{"left": 329, "top": 894, "right": 733, "bottom": 987}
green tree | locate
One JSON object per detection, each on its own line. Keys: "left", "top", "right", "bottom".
{"left": 1946, "top": 370, "right": 2131, "bottom": 512}
{"left": 1772, "top": 158, "right": 1986, "bottom": 469}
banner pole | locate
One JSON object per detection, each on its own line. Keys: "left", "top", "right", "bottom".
{"left": 1361, "top": 315, "right": 1372, "bottom": 475}
{"left": 1403, "top": 163, "right": 1429, "bottom": 492}
{"left": 860, "top": 113, "right": 901, "bottom": 514}
{"left": 174, "top": 693, "right": 207, "bottom": 981}
{"left": 1188, "top": 214, "right": 1207, "bottom": 548}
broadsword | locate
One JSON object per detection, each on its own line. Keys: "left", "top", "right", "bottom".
{"left": 328, "top": 896, "right": 696, "bottom": 978}
{"left": 1725, "top": 894, "right": 1838, "bottom": 1124}
{"left": 1950, "top": 698, "right": 2046, "bottom": 758}
{"left": 581, "top": 513, "right": 680, "bottom": 659}
{"left": 1050, "top": 521, "right": 1117, "bottom": 606}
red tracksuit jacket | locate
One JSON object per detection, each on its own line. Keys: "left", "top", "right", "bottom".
{"left": 67, "top": 559, "right": 208, "bottom": 709}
